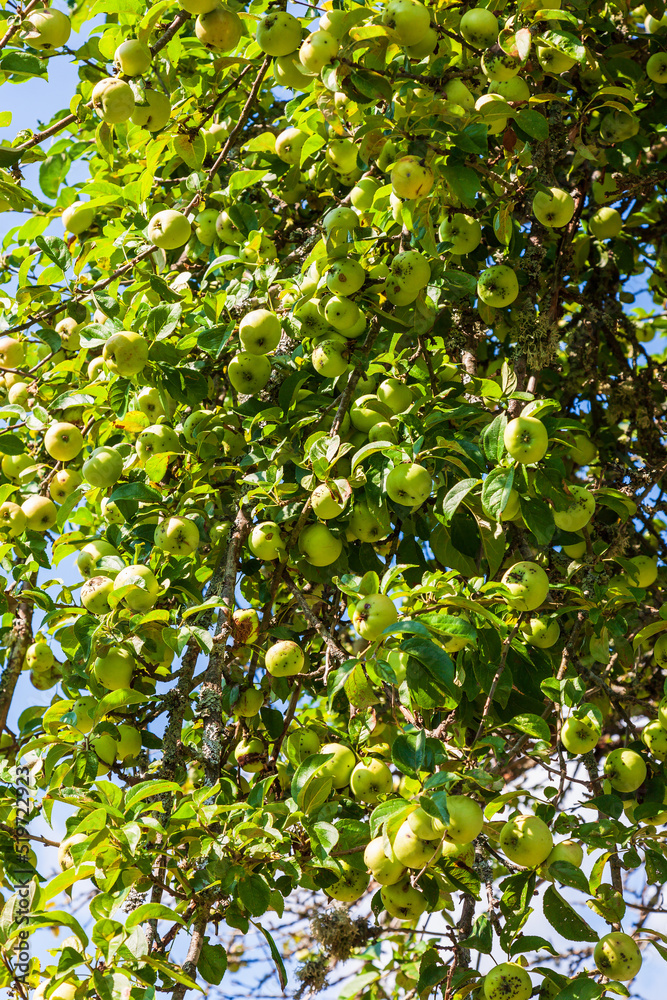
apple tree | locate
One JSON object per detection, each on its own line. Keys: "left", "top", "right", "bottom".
{"left": 0, "top": 0, "right": 666, "bottom": 997}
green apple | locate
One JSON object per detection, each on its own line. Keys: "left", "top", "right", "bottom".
{"left": 544, "top": 839, "right": 584, "bottom": 869}
{"left": 72, "top": 696, "right": 96, "bottom": 735}
{"left": 377, "top": 378, "right": 412, "bottom": 414}
{"left": 443, "top": 78, "right": 475, "bottom": 110}
{"left": 115, "top": 38, "right": 151, "bottom": 75}
{"left": 325, "top": 137, "right": 359, "bottom": 175}
{"left": 24, "top": 8, "right": 71, "bottom": 49}
{"left": 475, "top": 94, "right": 511, "bottom": 134}
{"left": 349, "top": 758, "right": 393, "bottom": 803}
{"left": 57, "top": 833, "right": 87, "bottom": 872}
{"left": 443, "top": 795, "right": 484, "bottom": 844}
{"left": 256, "top": 10, "right": 301, "bottom": 56}
{"left": 382, "top": 0, "right": 430, "bottom": 46}
{"left": 655, "top": 633, "right": 667, "bottom": 670}
{"left": 8, "top": 381, "right": 28, "bottom": 405}
{"left": 553, "top": 485, "right": 595, "bottom": 531}
{"left": 460, "top": 7, "right": 498, "bottom": 46}
{"left": 298, "top": 522, "right": 342, "bottom": 565}
{"left": 318, "top": 742, "right": 356, "bottom": 788}
{"left": 136, "top": 387, "right": 166, "bottom": 420}
{"left": 537, "top": 45, "right": 576, "bottom": 74}
{"left": 92, "top": 77, "right": 135, "bottom": 123}
{"left": 641, "top": 720, "right": 667, "bottom": 759}
{"left": 101, "top": 498, "right": 124, "bottom": 524}
{"left": 386, "top": 462, "right": 432, "bottom": 507}
{"left": 624, "top": 555, "right": 657, "bottom": 588}
{"left": 350, "top": 177, "right": 380, "bottom": 211}
{"left": 594, "top": 932, "right": 642, "bottom": 981}
{"left": 561, "top": 716, "right": 600, "bottom": 754}
{"left": 116, "top": 724, "right": 142, "bottom": 760}
{"left": 407, "top": 806, "right": 445, "bottom": 840}
{"left": 21, "top": 495, "right": 57, "bottom": 531}
{"left": 352, "top": 593, "right": 398, "bottom": 641}
{"left": 284, "top": 728, "right": 320, "bottom": 762}
{"left": 326, "top": 259, "right": 365, "bottom": 296}
{"left": 93, "top": 648, "right": 134, "bottom": 690}
{"left": 228, "top": 352, "right": 272, "bottom": 394}
{"left": 311, "top": 480, "right": 348, "bottom": 519}
{"left": 62, "top": 201, "right": 95, "bottom": 235}
{"left": 265, "top": 639, "right": 304, "bottom": 676}
{"left": 0, "top": 337, "right": 25, "bottom": 369}
{"left": 390, "top": 250, "right": 430, "bottom": 287}
{"left": 490, "top": 76, "right": 531, "bottom": 101}
{"left": 325, "top": 862, "right": 369, "bottom": 902}
{"left": 312, "top": 339, "right": 349, "bottom": 378}
{"left": 532, "top": 187, "right": 575, "bottom": 228}
{"left": 392, "top": 820, "right": 439, "bottom": 868}
{"left": 521, "top": 617, "right": 560, "bottom": 648}
{"left": 195, "top": 7, "right": 243, "bottom": 50}
{"left": 391, "top": 156, "right": 433, "bottom": 199}
{"left": 590, "top": 206, "right": 622, "bottom": 239}
{"left": 381, "top": 877, "right": 427, "bottom": 920}
{"left": 499, "top": 813, "right": 553, "bottom": 867}
{"left": 147, "top": 210, "right": 191, "bottom": 250}
{"left": 81, "top": 575, "right": 114, "bottom": 615}
{"left": 239, "top": 309, "right": 281, "bottom": 355}
{"left": 232, "top": 687, "right": 263, "bottom": 718}
{"left": 364, "top": 836, "right": 407, "bottom": 885}
{"left": 349, "top": 501, "right": 389, "bottom": 543}
{"left": 136, "top": 424, "right": 181, "bottom": 464}
{"left": 26, "top": 640, "right": 54, "bottom": 671}
{"left": 131, "top": 89, "right": 172, "bottom": 131}
{"left": 193, "top": 208, "right": 218, "bottom": 246}
{"left": 569, "top": 433, "right": 598, "bottom": 464}
{"left": 603, "top": 748, "right": 646, "bottom": 792}
{"left": 0, "top": 501, "right": 26, "bottom": 536}
{"left": 114, "top": 564, "right": 160, "bottom": 611}
{"left": 477, "top": 264, "right": 519, "bottom": 307}
{"left": 76, "top": 540, "right": 123, "bottom": 579}
{"left": 324, "top": 296, "right": 361, "bottom": 332}
{"left": 350, "top": 394, "right": 388, "bottom": 432}
{"left": 482, "top": 50, "right": 523, "bottom": 82}
{"left": 299, "top": 29, "right": 339, "bottom": 74}
{"left": 154, "top": 516, "right": 200, "bottom": 557}
{"left": 647, "top": 52, "right": 667, "bottom": 83}
{"left": 82, "top": 446, "right": 123, "bottom": 488}
{"left": 483, "top": 963, "right": 531, "bottom": 1000}
{"left": 504, "top": 415, "right": 549, "bottom": 463}
{"left": 501, "top": 561, "right": 550, "bottom": 611}
{"left": 49, "top": 468, "right": 82, "bottom": 503}
{"left": 103, "top": 331, "right": 149, "bottom": 376}
{"left": 248, "top": 521, "right": 285, "bottom": 560}
{"left": 231, "top": 608, "right": 259, "bottom": 644}
{"left": 275, "top": 127, "right": 306, "bottom": 164}
{"left": 179, "top": 0, "right": 218, "bottom": 12}
{"left": 439, "top": 213, "right": 482, "bottom": 254}
{"left": 274, "top": 52, "right": 312, "bottom": 89}
{"left": 44, "top": 421, "right": 84, "bottom": 462}
{"left": 599, "top": 110, "right": 639, "bottom": 144}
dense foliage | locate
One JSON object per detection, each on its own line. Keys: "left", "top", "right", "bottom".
{"left": 0, "top": 0, "right": 667, "bottom": 997}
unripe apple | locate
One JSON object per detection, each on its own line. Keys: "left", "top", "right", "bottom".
{"left": 228, "top": 352, "right": 272, "bottom": 394}
{"left": 147, "top": 210, "right": 191, "bottom": 250}
{"left": 179, "top": 0, "right": 217, "bottom": 11}
{"left": 407, "top": 806, "right": 444, "bottom": 840}
{"left": 382, "top": 0, "right": 431, "bottom": 47}
{"left": 483, "top": 963, "right": 531, "bottom": 1000}
{"left": 655, "top": 633, "right": 667, "bottom": 670}
{"left": 239, "top": 309, "right": 281, "bottom": 355}
{"left": 390, "top": 249, "right": 431, "bottom": 287}
{"left": 8, "top": 381, "right": 28, "bottom": 405}
{"left": 325, "top": 862, "right": 369, "bottom": 902}
{"left": 116, "top": 724, "right": 142, "bottom": 760}
{"left": 641, "top": 720, "right": 667, "bottom": 759}
{"left": 504, "top": 415, "right": 548, "bottom": 463}
{"left": 443, "top": 78, "right": 475, "bottom": 110}
{"left": 93, "top": 647, "right": 134, "bottom": 690}
{"left": 231, "top": 608, "right": 259, "bottom": 645}
{"left": 265, "top": 639, "right": 304, "bottom": 676}
{"left": 298, "top": 522, "right": 342, "bottom": 565}
{"left": 82, "top": 446, "right": 123, "bottom": 488}
{"left": 275, "top": 127, "right": 306, "bottom": 165}
{"left": 299, "top": 29, "right": 338, "bottom": 74}
{"left": 475, "top": 93, "right": 511, "bottom": 134}
{"left": 233, "top": 687, "right": 263, "bottom": 718}
{"left": 154, "top": 517, "right": 200, "bottom": 557}
{"left": 553, "top": 485, "right": 595, "bottom": 532}
{"left": 349, "top": 758, "right": 393, "bottom": 803}
{"left": 195, "top": 6, "right": 243, "bottom": 50}
{"left": 364, "top": 836, "right": 407, "bottom": 885}
{"left": 647, "top": 52, "right": 667, "bottom": 83}
{"left": 482, "top": 50, "right": 523, "bottom": 82}
{"left": 405, "top": 25, "right": 437, "bottom": 58}
{"left": 25, "top": 640, "right": 54, "bottom": 671}
{"left": 62, "top": 201, "right": 95, "bottom": 235}
{"left": 392, "top": 820, "right": 439, "bottom": 868}
{"left": 537, "top": 44, "right": 576, "bottom": 74}
{"left": 76, "top": 540, "right": 123, "bottom": 579}
{"left": 381, "top": 877, "right": 427, "bottom": 920}
{"left": 349, "top": 393, "right": 388, "bottom": 432}
{"left": 460, "top": 6, "right": 498, "bottom": 46}
{"left": 545, "top": 839, "right": 584, "bottom": 869}
{"left": 532, "top": 187, "right": 575, "bottom": 228}
{"left": 284, "top": 728, "right": 320, "bottom": 762}
{"left": 386, "top": 462, "right": 432, "bottom": 507}
{"left": 131, "top": 89, "right": 172, "bottom": 131}
{"left": 323, "top": 205, "right": 359, "bottom": 240}
{"left": 0, "top": 336, "right": 25, "bottom": 369}
{"left": 521, "top": 617, "right": 560, "bottom": 648}
{"left": 391, "top": 156, "right": 433, "bottom": 200}
{"left": 603, "top": 748, "right": 646, "bottom": 792}
{"left": 350, "top": 177, "right": 379, "bottom": 211}
{"left": 444, "top": 795, "right": 484, "bottom": 844}
{"left": 318, "top": 742, "right": 356, "bottom": 787}
{"left": 103, "top": 331, "right": 149, "bottom": 377}
{"left": 377, "top": 378, "right": 412, "bottom": 414}
{"left": 114, "top": 564, "right": 160, "bottom": 611}
{"left": 501, "top": 561, "right": 549, "bottom": 611}
{"left": 57, "top": 833, "right": 87, "bottom": 872}
{"left": 624, "top": 555, "right": 657, "bottom": 588}
{"left": 594, "top": 932, "right": 642, "bottom": 981}
{"left": 590, "top": 206, "right": 622, "bottom": 239}
{"left": 311, "top": 480, "right": 348, "bottom": 519}
{"left": 599, "top": 110, "right": 638, "bottom": 144}
{"left": 490, "top": 76, "right": 531, "bottom": 101}
{"left": 49, "top": 468, "right": 82, "bottom": 504}
{"left": 499, "top": 813, "right": 553, "bottom": 867}
{"left": 72, "top": 696, "right": 96, "bottom": 734}
{"left": 249, "top": 521, "right": 285, "bottom": 560}
{"left": 92, "top": 78, "right": 135, "bottom": 124}
{"left": 21, "top": 495, "right": 57, "bottom": 532}
{"left": 0, "top": 501, "right": 26, "bottom": 536}
{"left": 439, "top": 213, "right": 482, "bottom": 254}
{"left": 44, "top": 421, "right": 83, "bottom": 462}
{"left": 352, "top": 593, "right": 398, "bottom": 641}
{"left": 326, "top": 259, "right": 365, "bottom": 296}
{"left": 115, "top": 38, "right": 151, "bottom": 76}
{"left": 256, "top": 10, "right": 301, "bottom": 56}
{"left": 274, "top": 53, "right": 312, "bottom": 89}
{"left": 24, "top": 8, "right": 71, "bottom": 49}
{"left": 477, "top": 264, "right": 519, "bottom": 307}
{"left": 561, "top": 716, "right": 600, "bottom": 754}
{"left": 81, "top": 575, "right": 114, "bottom": 615}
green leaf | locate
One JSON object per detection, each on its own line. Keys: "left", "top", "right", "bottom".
{"left": 551, "top": 978, "right": 604, "bottom": 1000}
{"left": 441, "top": 478, "right": 479, "bottom": 523}
{"left": 369, "top": 798, "right": 412, "bottom": 838}
{"left": 543, "top": 28, "right": 587, "bottom": 63}
{"left": 197, "top": 940, "right": 227, "bottom": 986}
{"left": 519, "top": 495, "right": 555, "bottom": 545}
{"left": 513, "top": 109, "right": 549, "bottom": 141}
{"left": 35, "top": 235, "right": 71, "bottom": 271}
{"left": 125, "top": 903, "right": 185, "bottom": 930}
{"left": 481, "top": 466, "right": 514, "bottom": 519}
{"left": 238, "top": 874, "right": 270, "bottom": 916}
{"left": 509, "top": 714, "right": 551, "bottom": 742}
{"left": 460, "top": 913, "right": 493, "bottom": 954}
{"left": 403, "top": 637, "right": 457, "bottom": 699}
{"left": 548, "top": 860, "right": 590, "bottom": 894}
{"left": 0, "top": 434, "right": 26, "bottom": 455}
{"left": 480, "top": 413, "right": 508, "bottom": 463}
{"left": 251, "top": 922, "right": 288, "bottom": 990}
{"left": 290, "top": 752, "right": 335, "bottom": 806}
{"left": 391, "top": 731, "right": 431, "bottom": 778}
{"left": 125, "top": 780, "right": 182, "bottom": 811}
{"left": 542, "top": 886, "right": 597, "bottom": 942}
